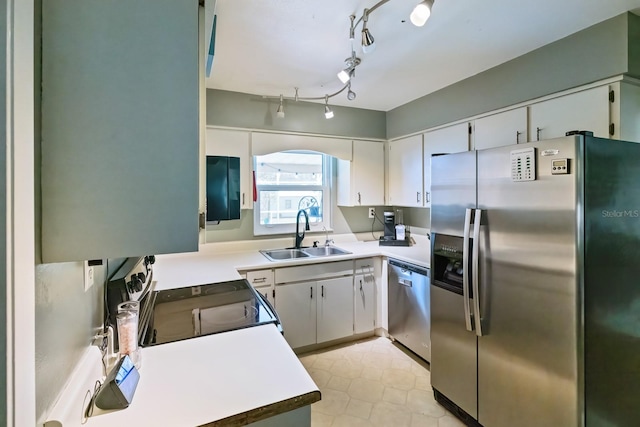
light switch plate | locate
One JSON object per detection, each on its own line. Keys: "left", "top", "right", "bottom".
{"left": 84, "top": 261, "right": 95, "bottom": 291}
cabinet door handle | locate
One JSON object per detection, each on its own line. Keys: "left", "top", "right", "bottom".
{"left": 417, "top": 192, "right": 421, "bottom": 203}
{"left": 242, "top": 193, "right": 245, "bottom": 206}
{"left": 426, "top": 191, "right": 430, "bottom": 203}
{"left": 359, "top": 279, "right": 363, "bottom": 292}
{"left": 516, "top": 131, "right": 521, "bottom": 143}
{"left": 252, "top": 277, "right": 267, "bottom": 284}
{"left": 310, "top": 286, "right": 313, "bottom": 299}
{"left": 321, "top": 285, "right": 324, "bottom": 298}
{"left": 536, "top": 127, "right": 542, "bottom": 141}
{"left": 357, "top": 192, "right": 361, "bottom": 204}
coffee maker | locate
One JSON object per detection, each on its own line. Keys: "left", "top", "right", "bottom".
{"left": 379, "top": 210, "right": 411, "bottom": 246}
{"left": 383, "top": 211, "right": 396, "bottom": 240}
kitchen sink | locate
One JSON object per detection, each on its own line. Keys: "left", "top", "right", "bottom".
{"left": 302, "top": 246, "right": 351, "bottom": 257}
{"left": 260, "top": 246, "right": 351, "bottom": 261}
{"left": 260, "top": 249, "right": 310, "bottom": 261}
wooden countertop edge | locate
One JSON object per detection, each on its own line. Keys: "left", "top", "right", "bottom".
{"left": 199, "top": 390, "right": 321, "bottom": 427}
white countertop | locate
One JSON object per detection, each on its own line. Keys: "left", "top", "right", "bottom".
{"left": 153, "top": 234, "right": 430, "bottom": 291}
{"left": 46, "top": 234, "right": 429, "bottom": 426}
{"left": 46, "top": 325, "right": 319, "bottom": 427}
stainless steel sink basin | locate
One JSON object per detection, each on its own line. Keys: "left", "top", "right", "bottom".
{"left": 302, "top": 246, "right": 351, "bottom": 257}
{"left": 260, "top": 246, "right": 351, "bottom": 261}
{"left": 260, "top": 249, "right": 310, "bottom": 261}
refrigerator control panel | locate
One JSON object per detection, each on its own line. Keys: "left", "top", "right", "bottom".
{"left": 551, "top": 158, "right": 569, "bottom": 174}
{"left": 511, "top": 147, "right": 536, "bottom": 181}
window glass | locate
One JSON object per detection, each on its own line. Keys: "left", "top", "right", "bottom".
{"left": 253, "top": 151, "right": 331, "bottom": 235}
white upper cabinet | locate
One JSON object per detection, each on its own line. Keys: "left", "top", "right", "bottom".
{"left": 530, "top": 85, "right": 610, "bottom": 141}
{"left": 388, "top": 135, "right": 423, "bottom": 207}
{"left": 473, "top": 107, "right": 528, "bottom": 150}
{"left": 609, "top": 81, "right": 640, "bottom": 142}
{"left": 423, "top": 123, "right": 469, "bottom": 208}
{"left": 206, "top": 128, "right": 253, "bottom": 209}
{"left": 41, "top": 0, "right": 200, "bottom": 263}
{"left": 337, "top": 140, "right": 384, "bottom": 206}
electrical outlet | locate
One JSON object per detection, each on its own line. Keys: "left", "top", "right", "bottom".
{"left": 84, "top": 261, "right": 95, "bottom": 291}
{"left": 368, "top": 207, "right": 375, "bottom": 219}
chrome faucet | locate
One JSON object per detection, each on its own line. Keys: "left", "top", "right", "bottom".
{"left": 295, "top": 209, "right": 310, "bottom": 249}
{"left": 322, "top": 226, "right": 334, "bottom": 247}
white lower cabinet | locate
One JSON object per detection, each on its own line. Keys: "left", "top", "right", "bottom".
{"left": 354, "top": 258, "right": 376, "bottom": 334}
{"left": 276, "top": 282, "right": 318, "bottom": 349}
{"left": 276, "top": 277, "right": 354, "bottom": 349}
{"left": 254, "top": 285, "right": 275, "bottom": 307}
{"left": 274, "top": 261, "right": 355, "bottom": 349}
{"left": 317, "top": 277, "right": 354, "bottom": 343}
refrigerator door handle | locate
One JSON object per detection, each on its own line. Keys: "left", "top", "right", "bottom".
{"left": 463, "top": 208, "right": 473, "bottom": 332}
{"left": 472, "top": 208, "right": 483, "bottom": 336}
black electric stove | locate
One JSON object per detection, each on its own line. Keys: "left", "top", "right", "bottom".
{"left": 106, "top": 258, "right": 281, "bottom": 348}
{"left": 142, "top": 278, "right": 281, "bottom": 347}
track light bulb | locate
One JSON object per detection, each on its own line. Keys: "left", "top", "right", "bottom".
{"left": 410, "top": 0, "right": 434, "bottom": 27}
{"left": 361, "top": 28, "right": 375, "bottom": 53}
{"left": 324, "top": 96, "right": 334, "bottom": 119}
{"left": 337, "top": 69, "right": 351, "bottom": 84}
{"left": 324, "top": 106, "right": 334, "bottom": 119}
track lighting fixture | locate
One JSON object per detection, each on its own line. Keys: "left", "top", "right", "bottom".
{"left": 261, "top": 0, "right": 435, "bottom": 120}
{"left": 410, "top": 0, "right": 434, "bottom": 27}
{"left": 361, "top": 10, "right": 376, "bottom": 54}
{"left": 337, "top": 51, "right": 361, "bottom": 84}
{"left": 276, "top": 94, "right": 285, "bottom": 118}
{"left": 349, "top": 14, "right": 356, "bottom": 41}
{"left": 324, "top": 96, "right": 334, "bottom": 119}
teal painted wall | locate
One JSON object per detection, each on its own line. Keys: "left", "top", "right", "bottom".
{"left": 387, "top": 13, "right": 639, "bottom": 139}
{"left": 206, "top": 89, "right": 387, "bottom": 140}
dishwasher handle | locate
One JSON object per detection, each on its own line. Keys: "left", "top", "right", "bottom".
{"left": 398, "top": 278, "right": 413, "bottom": 287}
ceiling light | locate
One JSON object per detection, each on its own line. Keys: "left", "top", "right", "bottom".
{"left": 276, "top": 94, "right": 285, "bottom": 118}
{"left": 361, "top": 10, "right": 376, "bottom": 53}
{"left": 337, "top": 69, "right": 351, "bottom": 84}
{"left": 410, "top": 0, "right": 434, "bottom": 27}
{"left": 260, "top": 0, "right": 435, "bottom": 110}
{"left": 324, "top": 96, "right": 334, "bottom": 119}
{"left": 337, "top": 54, "right": 360, "bottom": 84}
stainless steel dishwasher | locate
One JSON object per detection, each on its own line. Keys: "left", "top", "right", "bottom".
{"left": 388, "top": 258, "right": 431, "bottom": 362}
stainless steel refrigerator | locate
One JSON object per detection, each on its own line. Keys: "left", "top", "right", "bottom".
{"left": 430, "top": 133, "right": 640, "bottom": 427}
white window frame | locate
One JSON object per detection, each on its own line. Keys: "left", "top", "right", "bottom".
{"left": 253, "top": 151, "right": 332, "bottom": 236}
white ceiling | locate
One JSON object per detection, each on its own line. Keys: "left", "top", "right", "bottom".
{"left": 206, "top": 0, "right": 640, "bottom": 112}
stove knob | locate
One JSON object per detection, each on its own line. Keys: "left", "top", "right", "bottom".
{"left": 126, "top": 280, "right": 136, "bottom": 294}
{"left": 137, "top": 272, "right": 146, "bottom": 283}
{"left": 145, "top": 255, "right": 156, "bottom": 265}
{"left": 130, "top": 275, "right": 143, "bottom": 292}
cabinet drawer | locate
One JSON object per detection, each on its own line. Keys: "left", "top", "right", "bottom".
{"left": 275, "top": 261, "right": 353, "bottom": 284}
{"left": 355, "top": 258, "right": 375, "bottom": 273}
{"left": 246, "top": 269, "right": 274, "bottom": 287}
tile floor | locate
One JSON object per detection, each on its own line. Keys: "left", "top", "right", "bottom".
{"left": 298, "top": 336, "right": 466, "bottom": 427}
